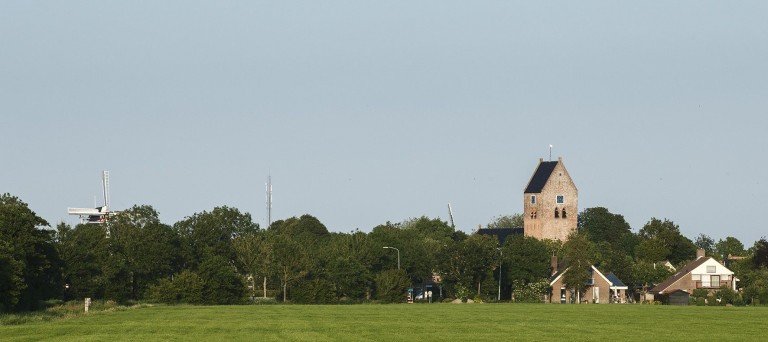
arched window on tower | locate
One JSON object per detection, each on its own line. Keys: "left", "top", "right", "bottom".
{"left": 554, "top": 207, "right": 559, "bottom": 218}
{"left": 562, "top": 208, "right": 567, "bottom": 219}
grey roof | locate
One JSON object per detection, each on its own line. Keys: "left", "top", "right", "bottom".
{"left": 524, "top": 161, "right": 558, "bottom": 193}
{"left": 475, "top": 227, "right": 524, "bottom": 246}
{"left": 605, "top": 272, "right": 627, "bottom": 287}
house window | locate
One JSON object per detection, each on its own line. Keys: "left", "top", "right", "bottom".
{"left": 706, "top": 266, "right": 716, "bottom": 273}
{"left": 531, "top": 195, "right": 536, "bottom": 204}
{"left": 554, "top": 208, "right": 559, "bottom": 218}
{"left": 556, "top": 195, "right": 564, "bottom": 204}
{"left": 692, "top": 274, "right": 701, "bottom": 281}
{"left": 710, "top": 275, "right": 721, "bottom": 287}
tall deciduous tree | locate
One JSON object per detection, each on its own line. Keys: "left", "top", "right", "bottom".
{"left": 753, "top": 238, "right": 768, "bottom": 269}
{"left": 562, "top": 232, "right": 598, "bottom": 302}
{"left": 694, "top": 233, "right": 715, "bottom": 257}
{"left": 0, "top": 194, "right": 62, "bottom": 312}
{"left": 502, "top": 235, "right": 551, "bottom": 288}
{"left": 437, "top": 234, "right": 497, "bottom": 300}
{"left": 57, "top": 222, "right": 109, "bottom": 300}
{"left": 578, "top": 207, "right": 637, "bottom": 256}
{"left": 636, "top": 218, "right": 696, "bottom": 265}
{"left": 232, "top": 231, "right": 270, "bottom": 299}
{"left": 714, "top": 237, "right": 746, "bottom": 261}
{"left": 107, "top": 205, "right": 179, "bottom": 300}
{"left": 174, "top": 206, "right": 259, "bottom": 270}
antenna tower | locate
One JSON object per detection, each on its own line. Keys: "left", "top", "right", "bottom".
{"left": 266, "top": 175, "right": 272, "bottom": 228}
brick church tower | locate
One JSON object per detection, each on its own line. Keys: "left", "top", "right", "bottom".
{"left": 523, "top": 157, "right": 578, "bottom": 241}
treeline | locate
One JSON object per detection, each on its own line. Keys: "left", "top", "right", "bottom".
{"left": 2, "top": 193, "right": 768, "bottom": 312}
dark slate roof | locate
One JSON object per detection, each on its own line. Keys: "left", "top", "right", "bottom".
{"left": 475, "top": 227, "right": 524, "bottom": 246}
{"left": 524, "top": 161, "right": 558, "bottom": 193}
{"left": 650, "top": 257, "right": 710, "bottom": 294}
{"left": 605, "top": 272, "right": 627, "bottom": 287}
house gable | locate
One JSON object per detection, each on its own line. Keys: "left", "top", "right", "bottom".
{"left": 651, "top": 256, "right": 736, "bottom": 295}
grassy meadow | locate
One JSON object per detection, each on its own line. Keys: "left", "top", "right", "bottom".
{"left": 1, "top": 303, "right": 765, "bottom": 341}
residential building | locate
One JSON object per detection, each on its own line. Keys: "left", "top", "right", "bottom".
{"left": 650, "top": 249, "right": 738, "bottom": 302}
{"left": 547, "top": 257, "right": 629, "bottom": 304}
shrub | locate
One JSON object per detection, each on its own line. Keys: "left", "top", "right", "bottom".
{"left": 292, "top": 278, "right": 337, "bottom": 304}
{"left": 146, "top": 271, "right": 204, "bottom": 305}
{"left": 691, "top": 288, "right": 709, "bottom": 299}
{"left": 374, "top": 269, "right": 409, "bottom": 303}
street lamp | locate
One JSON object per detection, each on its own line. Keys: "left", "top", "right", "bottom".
{"left": 497, "top": 247, "right": 503, "bottom": 301}
{"left": 383, "top": 246, "right": 400, "bottom": 270}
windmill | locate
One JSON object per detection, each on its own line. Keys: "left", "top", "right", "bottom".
{"left": 68, "top": 171, "right": 117, "bottom": 224}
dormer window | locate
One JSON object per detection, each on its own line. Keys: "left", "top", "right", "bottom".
{"left": 556, "top": 195, "right": 564, "bottom": 204}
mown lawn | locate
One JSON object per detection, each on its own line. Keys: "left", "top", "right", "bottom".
{"left": 1, "top": 304, "right": 764, "bottom": 341}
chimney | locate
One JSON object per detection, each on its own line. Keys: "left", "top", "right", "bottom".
{"left": 696, "top": 249, "right": 706, "bottom": 259}
{"left": 551, "top": 255, "right": 558, "bottom": 276}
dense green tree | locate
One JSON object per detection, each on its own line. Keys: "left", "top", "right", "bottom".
{"left": 753, "top": 238, "right": 768, "bottom": 269}
{"left": 174, "top": 206, "right": 259, "bottom": 270}
{"left": 714, "top": 237, "right": 746, "bottom": 261}
{"left": 374, "top": 269, "right": 410, "bottom": 303}
{"left": 487, "top": 214, "right": 524, "bottom": 228}
{"left": 107, "top": 205, "right": 179, "bottom": 300}
{"left": 322, "top": 232, "right": 376, "bottom": 300}
{"left": 232, "top": 231, "right": 270, "bottom": 299}
{"left": 636, "top": 218, "right": 696, "bottom": 265}
{"left": 369, "top": 220, "right": 433, "bottom": 285}
{"left": 146, "top": 270, "right": 204, "bottom": 304}
{"left": 578, "top": 207, "right": 636, "bottom": 255}
{"left": 632, "top": 261, "right": 673, "bottom": 302}
{"left": 561, "top": 232, "right": 598, "bottom": 302}
{"left": 0, "top": 194, "right": 62, "bottom": 312}
{"left": 269, "top": 214, "right": 329, "bottom": 242}
{"left": 57, "top": 222, "right": 109, "bottom": 300}
{"left": 502, "top": 235, "right": 551, "bottom": 290}
{"left": 595, "top": 240, "right": 635, "bottom": 288}
{"left": 694, "top": 233, "right": 715, "bottom": 257}
{"left": 198, "top": 256, "right": 247, "bottom": 304}
{"left": 0, "top": 240, "right": 24, "bottom": 312}
{"left": 740, "top": 267, "right": 768, "bottom": 304}
{"left": 270, "top": 232, "right": 310, "bottom": 302}
{"left": 437, "top": 234, "right": 497, "bottom": 299}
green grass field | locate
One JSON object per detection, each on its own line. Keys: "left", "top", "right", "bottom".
{"left": 1, "top": 304, "right": 765, "bottom": 341}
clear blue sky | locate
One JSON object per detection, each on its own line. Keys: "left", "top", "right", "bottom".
{"left": 2, "top": 1, "right": 766, "bottom": 246}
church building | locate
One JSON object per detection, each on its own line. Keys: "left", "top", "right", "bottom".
{"left": 523, "top": 157, "right": 578, "bottom": 241}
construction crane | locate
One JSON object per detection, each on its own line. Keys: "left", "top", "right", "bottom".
{"left": 68, "top": 171, "right": 117, "bottom": 224}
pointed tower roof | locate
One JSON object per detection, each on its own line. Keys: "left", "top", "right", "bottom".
{"left": 524, "top": 159, "right": 559, "bottom": 193}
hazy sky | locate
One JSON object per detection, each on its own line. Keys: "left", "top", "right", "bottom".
{"left": 2, "top": 1, "right": 766, "bottom": 245}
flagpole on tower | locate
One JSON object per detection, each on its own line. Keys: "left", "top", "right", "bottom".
{"left": 549, "top": 144, "right": 553, "bottom": 161}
